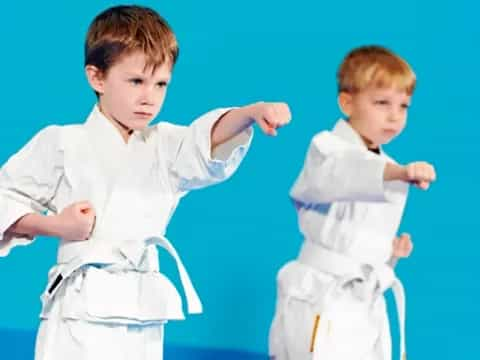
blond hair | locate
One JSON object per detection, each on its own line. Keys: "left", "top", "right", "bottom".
{"left": 84, "top": 5, "right": 179, "bottom": 74}
{"left": 337, "top": 45, "right": 416, "bottom": 95}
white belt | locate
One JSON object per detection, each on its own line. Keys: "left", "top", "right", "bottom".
{"left": 41, "top": 235, "right": 202, "bottom": 316}
{"left": 298, "top": 241, "right": 406, "bottom": 360}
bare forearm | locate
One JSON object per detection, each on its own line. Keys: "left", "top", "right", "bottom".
{"left": 6, "top": 213, "right": 61, "bottom": 238}
{"left": 210, "top": 108, "right": 254, "bottom": 150}
{"left": 384, "top": 162, "right": 408, "bottom": 182}
{"left": 211, "top": 101, "right": 290, "bottom": 150}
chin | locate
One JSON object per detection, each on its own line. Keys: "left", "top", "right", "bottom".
{"left": 380, "top": 136, "right": 395, "bottom": 145}
{"left": 130, "top": 120, "right": 152, "bottom": 130}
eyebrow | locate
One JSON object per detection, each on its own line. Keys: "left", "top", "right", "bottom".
{"left": 125, "top": 72, "right": 171, "bottom": 82}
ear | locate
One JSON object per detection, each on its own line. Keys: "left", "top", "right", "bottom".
{"left": 85, "top": 65, "right": 105, "bottom": 95}
{"left": 338, "top": 91, "right": 353, "bottom": 118}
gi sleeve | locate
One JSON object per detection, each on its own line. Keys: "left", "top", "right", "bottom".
{"left": 156, "top": 108, "right": 253, "bottom": 192}
{"left": 290, "top": 132, "right": 390, "bottom": 205}
{"left": 0, "top": 125, "right": 63, "bottom": 256}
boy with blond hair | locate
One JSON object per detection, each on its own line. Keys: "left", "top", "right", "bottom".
{"left": 269, "top": 45, "right": 435, "bottom": 360}
{"left": 0, "top": 5, "right": 290, "bottom": 360}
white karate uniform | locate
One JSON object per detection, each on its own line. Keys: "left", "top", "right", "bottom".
{"left": 269, "top": 119, "right": 409, "bottom": 360}
{"left": 0, "top": 105, "right": 253, "bottom": 360}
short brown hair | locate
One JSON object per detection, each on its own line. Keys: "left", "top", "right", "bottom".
{"left": 84, "top": 5, "right": 179, "bottom": 74}
{"left": 337, "top": 45, "right": 416, "bottom": 95}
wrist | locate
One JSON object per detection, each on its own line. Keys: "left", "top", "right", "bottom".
{"left": 235, "top": 106, "right": 255, "bottom": 128}
{"left": 44, "top": 215, "right": 64, "bottom": 238}
{"left": 384, "top": 162, "right": 408, "bottom": 181}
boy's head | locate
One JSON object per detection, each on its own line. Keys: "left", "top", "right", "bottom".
{"left": 337, "top": 45, "right": 416, "bottom": 148}
{"left": 84, "top": 5, "right": 178, "bottom": 132}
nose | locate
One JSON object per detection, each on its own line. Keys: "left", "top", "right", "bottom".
{"left": 139, "top": 87, "right": 155, "bottom": 106}
{"left": 388, "top": 108, "right": 404, "bottom": 124}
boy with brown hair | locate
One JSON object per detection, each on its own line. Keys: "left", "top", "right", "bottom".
{"left": 0, "top": 5, "right": 290, "bottom": 360}
{"left": 269, "top": 45, "right": 435, "bottom": 360}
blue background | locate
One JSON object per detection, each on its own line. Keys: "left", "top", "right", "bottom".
{"left": 0, "top": 0, "right": 477, "bottom": 359}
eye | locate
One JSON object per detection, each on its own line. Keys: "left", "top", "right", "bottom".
{"left": 156, "top": 81, "right": 168, "bottom": 88}
{"left": 374, "top": 99, "right": 390, "bottom": 106}
{"left": 129, "top": 78, "right": 143, "bottom": 85}
{"left": 401, "top": 103, "right": 410, "bottom": 109}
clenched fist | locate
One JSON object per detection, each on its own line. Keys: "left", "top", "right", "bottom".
{"left": 405, "top": 161, "right": 436, "bottom": 190}
{"left": 56, "top": 201, "right": 96, "bottom": 241}
{"left": 210, "top": 101, "right": 291, "bottom": 149}
{"left": 242, "top": 101, "right": 291, "bottom": 136}
{"left": 392, "top": 233, "right": 413, "bottom": 258}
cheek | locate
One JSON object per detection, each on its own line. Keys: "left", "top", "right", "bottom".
{"left": 106, "top": 82, "right": 130, "bottom": 104}
{"left": 109, "top": 92, "right": 129, "bottom": 111}
{"left": 117, "top": 85, "right": 136, "bottom": 102}
{"left": 361, "top": 106, "right": 382, "bottom": 124}
{"left": 107, "top": 89, "right": 135, "bottom": 118}
{"left": 159, "top": 88, "right": 168, "bottom": 100}
{"left": 396, "top": 109, "right": 408, "bottom": 123}
{"left": 369, "top": 111, "right": 388, "bottom": 133}
{"left": 155, "top": 90, "right": 168, "bottom": 107}
{"left": 359, "top": 102, "right": 377, "bottom": 116}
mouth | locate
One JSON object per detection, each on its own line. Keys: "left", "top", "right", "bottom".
{"left": 134, "top": 111, "right": 153, "bottom": 118}
{"left": 382, "top": 129, "right": 397, "bottom": 135}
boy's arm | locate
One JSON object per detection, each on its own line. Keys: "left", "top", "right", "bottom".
{"left": 6, "top": 213, "right": 62, "bottom": 239}
{"left": 210, "top": 102, "right": 291, "bottom": 150}
{"left": 7, "top": 201, "right": 95, "bottom": 242}
{"left": 385, "top": 162, "right": 436, "bottom": 190}
{"left": 291, "top": 134, "right": 390, "bottom": 204}
{"left": 0, "top": 126, "right": 65, "bottom": 256}
{"left": 290, "top": 134, "right": 436, "bottom": 205}
{"left": 160, "top": 102, "right": 290, "bottom": 193}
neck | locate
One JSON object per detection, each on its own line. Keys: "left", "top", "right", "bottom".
{"left": 347, "top": 117, "right": 379, "bottom": 150}
{"left": 98, "top": 104, "right": 133, "bottom": 143}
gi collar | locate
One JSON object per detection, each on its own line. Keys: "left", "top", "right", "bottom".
{"left": 332, "top": 119, "right": 382, "bottom": 154}
{"left": 84, "top": 105, "right": 150, "bottom": 144}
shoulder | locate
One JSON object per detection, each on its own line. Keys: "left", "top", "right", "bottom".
{"left": 34, "top": 123, "right": 83, "bottom": 138}
{"left": 153, "top": 121, "right": 188, "bottom": 134}
{"left": 309, "top": 130, "right": 354, "bottom": 155}
{"left": 150, "top": 121, "right": 189, "bottom": 146}
{"left": 28, "top": 124, "right": 89, "bottom": 154}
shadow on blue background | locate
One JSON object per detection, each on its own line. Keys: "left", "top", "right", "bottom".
{"left": 0, "top": 328, "right": 267, "bottom": 360}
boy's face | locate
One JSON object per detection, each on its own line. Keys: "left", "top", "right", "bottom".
{"left": 88, "top": 51, "right": 172, "bottom": 132}
{"left": 339, "top": 86, "right": 411, "bottom": 148}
